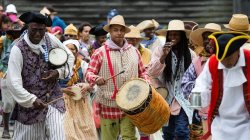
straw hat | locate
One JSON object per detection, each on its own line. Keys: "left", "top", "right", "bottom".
{"left": 125, "top": 25, "right": 147, "bottom": 40}
{"left": 224, "top": 14, "right": 250, "bottom": 31}
{"left": 40, "top": 7, "right": 51, "bottom": 16}
{"left": 190, "top": 23, "right": 221, "bottom": 47}
{"left": 183, "top": 21, "right": 199, "bottom": 31}
{"left": 156, "top": 20, "right": 190, "bottom": 36}
{"left": 64, "top": 24, "right": 78, "bottom": 35}
{"left": 103, "top": 15, "right": 130, "bottom": 33}
{"left": 137, "top": 19, "right": 159, "bottom": 32}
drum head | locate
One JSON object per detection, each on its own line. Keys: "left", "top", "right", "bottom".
{"left": 116, "top": 78, "right": 149, "bottom": 111}
{"left": 156, "top": 87, "right": 168, "bottom": 99}
{"left": 49, "top": 48, "right": 68, "bottom": 66}
{"left": 71, "top": 86, "right": 82, "bottom": 100}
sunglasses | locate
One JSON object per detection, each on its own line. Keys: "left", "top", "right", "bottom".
{"left": 64, "top": 34, "right": 76, "bottom": 38}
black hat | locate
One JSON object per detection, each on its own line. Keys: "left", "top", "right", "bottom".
{"left": 208, "top": 31, "right": 250, "bottom": 61}
{"left": 19, "top": 12, "right": 52, "bottom": 27}
{"left": 89, "top": 25, "right": 108, "bottom": 36}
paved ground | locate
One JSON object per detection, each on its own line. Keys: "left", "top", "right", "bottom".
{"left": 0, "top": 116, "right": 14, "bottom": 140}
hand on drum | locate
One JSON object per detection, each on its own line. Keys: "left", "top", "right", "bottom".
{"left": 41, "top": 70, "right": 59, "bottom": 82}
{"left": 62, "top": 88, "right": 75, "bottom": 96}
{"left": 77, "top": 83, "right": 92, "bottom": 95}
{"left": 95, "top": 77, "right": 106, "bottom": 86}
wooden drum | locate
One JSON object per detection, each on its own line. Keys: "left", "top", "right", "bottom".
{"left": 116, "top": 78, "right": 170, "bottom": 134}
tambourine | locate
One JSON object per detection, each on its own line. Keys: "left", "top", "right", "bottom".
{"left": 71, "top": 85, "right": 82, "bottom": 100}
{"left": 48, "top": 48, "right": 68, "bottom": 68}
{"left": 70, "top": 85, "right": 90, "bottom": 100}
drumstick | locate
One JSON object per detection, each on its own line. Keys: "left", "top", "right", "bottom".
{"left": 105, "top": 70, "right": 125, "bottom": 81}
{"left": 46, "top": 96, "right": 64, "bottom": 105}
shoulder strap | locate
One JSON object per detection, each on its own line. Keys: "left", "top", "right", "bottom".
{"left": 243, "top": 49, "right": 250, "bottom": 114}
{"left": 104, "top": 45, "right": 118, "bottom": 99}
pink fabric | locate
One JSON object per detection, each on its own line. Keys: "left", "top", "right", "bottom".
{"left": 147, "top": 45, "right": 166, "bottom": 77}
{"left": 170, "top": 98, "right": 181, "bottom": 115}
{"left": 8, "top": 14, "right": 18, "bottom": 22}
{"left": 192, "top": 56, "right": 208, "bottom": 76}
{"left": 51, "top": 26, "right": 63, "bottom": 34}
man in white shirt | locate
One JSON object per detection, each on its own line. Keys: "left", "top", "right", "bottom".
{"left": 6, "top": 12, "right": 74, "bottom": 139}
{"left": 192, "top": 31, "right": 250, "bottom": 140}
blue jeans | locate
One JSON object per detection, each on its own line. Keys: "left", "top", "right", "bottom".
{"left": 162, "top": 108, "right": 189, "bottom": 140}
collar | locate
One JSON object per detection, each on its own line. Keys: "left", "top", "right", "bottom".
{"left": 106, "top": 39, "right": 131, "bottom": 51}
{"left": 24, "top": 32, "right": 46, "bottom": 54}
{"left": 218, "top": 48, "right": 245, "bottom": 70}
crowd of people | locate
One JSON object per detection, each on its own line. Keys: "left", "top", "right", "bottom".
{"left": 0, "top": 3, "right": 250, "bottom": 140}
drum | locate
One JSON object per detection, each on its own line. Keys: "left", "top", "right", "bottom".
{"left": 150, "top": 77, "right": 168, "bottom": 99}
{"left": 48, "top": 48, "right": 68, "bottom": 68}
{"left": 70, "top": 85, "right": 82, "bottom": 100}
{"left": 116, "top": 78, "right": 170, "bottom": 134}
{"left": 70, "top": 85, "right": 89, "bottom": 100}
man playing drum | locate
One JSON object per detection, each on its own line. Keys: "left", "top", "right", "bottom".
{"left": 85, "top": 15, "right": 149, "bottom": 140}
{"left": 6, "top": 12, "right": 75, "bottom": 139}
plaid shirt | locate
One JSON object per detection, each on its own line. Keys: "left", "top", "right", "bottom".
{"left": 86, "top": 41, "right": 150, "bottom": 119}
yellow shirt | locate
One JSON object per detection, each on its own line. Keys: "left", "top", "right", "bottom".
{"left": 139, "top": 44, "right": 152, "bottom": 66}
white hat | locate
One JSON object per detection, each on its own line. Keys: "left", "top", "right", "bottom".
{"left": 156, "top": 20, "right": 190, "bottom": 36}
{"left": 63, "top": 39, "right": 80, "bottom": 51}
{"left": 40, "top": 7, "right": 51, "bottom": 16}
{"left": 5, "top": 4, "right": 17, "bottom": 14}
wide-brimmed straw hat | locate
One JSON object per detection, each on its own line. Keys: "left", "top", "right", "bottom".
{"left": 103, "top": 15, "right": 130, "bottom": 33}
{"left": 224, "top": 14, "right": 250, "bottom": 31}
{"left": 40, "top": 7, "right": 51, "bottom": 16}
{"left": 190, "top": 23, "right": 221, "bottom": 47}
{"left": 137, "top": 19, "right": 159, "bottom": 32}
{"left": 183, "top": 21, "right": 199, "bottom": 31}
{"left": 156, "top": 20, "right": 190, "bottom": 36}
{"left": 125, "top": 25, "right": 148, "bottom": 40}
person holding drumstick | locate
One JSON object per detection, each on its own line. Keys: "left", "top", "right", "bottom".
{"left": 85, "top": 15, "right": 149, "bottom": 140}
{"left": 58, "top": 39, "right": 98, "bottom": 140}
{"left": 147, "top": 20, "right": 196, "bottom": 140}
{"left": 5, "top": 12, "right": 74, "bottom": 139}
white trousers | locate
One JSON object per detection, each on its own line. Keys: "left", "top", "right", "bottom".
{"left": 1, "top": 78, "right": 15, "bottom": 113}
{"left": 13, "top": 106, "right": 65, "bottom": 140}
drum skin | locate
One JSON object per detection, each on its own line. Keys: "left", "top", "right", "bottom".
{"left": 116, "top": 79, "right": 170, "bottom": 134}
{"left": 150, "top": 77, "right": 169, "bottom": 99}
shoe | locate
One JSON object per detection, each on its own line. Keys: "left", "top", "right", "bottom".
{"left": 2, "top": 130, "right": 11, "bottom": 139}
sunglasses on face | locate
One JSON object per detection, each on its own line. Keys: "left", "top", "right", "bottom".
{"left": 64, "top": 34, "right": 76, "bottom": 38}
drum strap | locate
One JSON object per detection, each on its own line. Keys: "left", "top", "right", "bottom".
{"left": 105, "top": 45, "right": 118, "bottom": 99}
